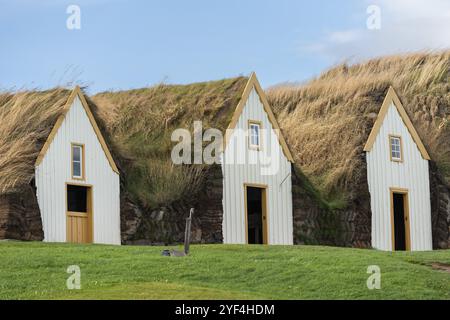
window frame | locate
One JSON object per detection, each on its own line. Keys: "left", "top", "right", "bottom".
{"left": 71, "top": 143, "right": 85, "bottom": 180}
{"left": 248, "top": 120, "right": 262, "bottom": 150}
{"left": 389, "top": 135, "right": 403, "bottom": 163}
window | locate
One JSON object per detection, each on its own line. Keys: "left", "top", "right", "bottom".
{"left": 72, "top": 144, "right": 84, "bottom": 179}
{"left": 389, "top": 135, "right": 402, "bottom": 162}
{"left": 248, "top": 121, "right": 261, "bottom": 149}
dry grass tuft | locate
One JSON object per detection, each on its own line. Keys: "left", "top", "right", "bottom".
{"left": 126, "top": 159, "right": 206, "bottom": 208}
{"left": 0, "top": 89, "right": 71, "bottom": 194}
{"left": 267, "top": 51, "right": 450, "bottom": 200}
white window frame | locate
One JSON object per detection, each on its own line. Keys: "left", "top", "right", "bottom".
{"left": 389, "top": 135, "right": 403, "bottom": 162}
{"left": 71, "top": 143, "right": 85, "bottom": 180}
{"left": 248, "top": 121, "right": 262, "bottom": 150}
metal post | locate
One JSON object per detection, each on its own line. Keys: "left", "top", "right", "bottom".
{"left": 184, "top": 208, "right": 194, "bottom": 255}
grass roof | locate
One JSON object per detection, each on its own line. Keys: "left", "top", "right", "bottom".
{"left": 0, "top": 88, "right": 72, "bottom": 194}
{"left": 92, "top": 77, "right": 249, "bottom": 208}
{"left": 267, "top": 51, "right": 450, "bottom": 202}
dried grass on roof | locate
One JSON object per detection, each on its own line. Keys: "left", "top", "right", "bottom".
{"left": 92, "top": 77, "right": 248, "bottom": 208}
{"left": 267, "top": 51, "right": 450, "bottom": 199}
{"left": 0, "top": 89, "right": 71, "bottom": 194}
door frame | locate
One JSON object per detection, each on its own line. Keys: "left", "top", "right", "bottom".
{"left": 243, "top": 183, "right": 268, "bottom": 245}
{"left": 66, "top": 182, "right": 93, "bottom": 243}
{"left": 389, "top": 187, "right": 411, "bottom": 251}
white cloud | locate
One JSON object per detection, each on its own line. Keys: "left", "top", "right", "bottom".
{"left": 301, "top": 0, "right": 450, "bottom": 62}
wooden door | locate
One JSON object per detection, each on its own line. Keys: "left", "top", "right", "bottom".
{"left": 245, "top": 184, "right": 269, "bottom": 245}
{"left": 390, "top": 188, "right": 411, "bottom": 251}
{"left": 261, "top": 188, "right": 268, "bottom": 244}
{"left": 66, "top": 185, "right": 92, "bottom": 243}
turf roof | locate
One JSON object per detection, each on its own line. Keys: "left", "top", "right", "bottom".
{"left": 92, "top": 76, "right": 249, "bottom": 208}
{"left": 0, "top": 88, "right": 72, "bottom": 194}
{"left": 267, "top": 51, "right": 450, "bottom": 201}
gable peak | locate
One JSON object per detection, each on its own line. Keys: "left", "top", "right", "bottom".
{"left": 223, "top": 72, "right": 295, "bottom": 162}
{"left": 363, "top": 86, "right": 430, "bottom": 160}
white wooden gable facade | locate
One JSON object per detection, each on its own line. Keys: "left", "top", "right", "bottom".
{"left": 364, "top": 87, "right": 432, "bottom": 251}
{"left": 34, "top": 87, "right": 121, "bottom": 245}
{"left": 222, "top": 74, "right": 294, "bottom": 245}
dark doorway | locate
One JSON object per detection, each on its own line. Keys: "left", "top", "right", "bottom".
{"left": 246, "top": 186, "right": 267, "bottom": 244}
{"left": 67, "top": 185, "right": 88, "bottom": 212}
{"left": 392, "top": 192, "right": 407, "bottom": 251}
{"left": 66, "top": 184, "right": 92, "bottom": 243}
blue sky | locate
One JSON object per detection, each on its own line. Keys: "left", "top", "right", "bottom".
{"left": 1, "top": 0, "right": 449, "bottom": 93}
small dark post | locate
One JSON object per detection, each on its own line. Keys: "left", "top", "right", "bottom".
{"left": 184, "top": 208, "right": 194, "bottom": 255}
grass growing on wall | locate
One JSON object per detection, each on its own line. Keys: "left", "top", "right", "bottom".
{"left": 293, "top": 166, "right": 347, "bottom": 212}
{"left": 0, "top": 242, "right": 449, "bottom": 300}
{"left": 125, "top": 158, "right": 206, "bottom": 208}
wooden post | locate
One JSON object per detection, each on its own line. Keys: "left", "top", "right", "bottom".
{"left": 184, "top": 208, "right": 194, "bottom": 255}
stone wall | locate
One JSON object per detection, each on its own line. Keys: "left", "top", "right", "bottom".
{"left": 292, "top": 163, "right": 372, "bottom": 249}
{"left": 429, "top": 161, "right": 450, "bottom": 249}
{"left": 121, "top": 164, "right": 224, "bottom": 245}
{"left": 291, "top": 166, "right": 340, "bottom": 246}
{"left": 0, "top": 182, "right": 44, "bottom": 241}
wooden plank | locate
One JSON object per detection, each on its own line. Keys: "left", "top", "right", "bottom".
{"left": 87, "top": 187, "right": 93, "bottom": 243}
{"left": 404, "top": 193, "right": 411, "bottom": 251}
{"left": 262, "top": 188, "right": 268, "bottom": 245}
{"left": 67, "top": 215, "right": 71, "bottom": 242}
{"left": 67, "top": 212, "right": 88, "bottom": 218}
{"left": 244, "top": 185, "right": 248, "bottom": 244}
{"left": 184, "top": 208, "right": 194, "bottom": 255}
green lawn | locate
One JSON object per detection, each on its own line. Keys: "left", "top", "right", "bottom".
{"left": 0, "top": 241, "right": 449, "bottom": 300}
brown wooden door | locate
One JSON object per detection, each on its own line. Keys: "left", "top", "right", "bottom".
{"left": 245, "top": 184, "right": 268, "bottom": 245}
{"left": 66, "top": 185, "right": 92, "bottom": 243}
{"left": 261, "top": 188, "right": 268, "bottom": 245}
{"left": 67, "top": 212, "right": 90, "bottom": 243}
{"left": 390, "top": 188, "right": 411, "bottom": 251}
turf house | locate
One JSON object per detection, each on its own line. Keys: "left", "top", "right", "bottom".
{"left": 364, "top": 87, "right": 432, "bottom": 251}
{"left": 92, "top": 73, "right": 307, "bottom": 245}
{"left": 0, "top": 87, "right": 121, "bottom": 244}
{"left": 267, "top": 51, "right": 450, "bottom": 250}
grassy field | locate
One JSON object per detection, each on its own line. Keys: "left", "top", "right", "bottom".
{"left": 0, "top": 241, "right": 449, "bottom": 300}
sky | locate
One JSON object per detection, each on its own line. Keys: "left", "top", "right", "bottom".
{"left": 1, "top": 0, "right": 449, "bottom": 93}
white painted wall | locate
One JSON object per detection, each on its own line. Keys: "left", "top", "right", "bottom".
{"left": 366, "top": 102, "right": 432, "bottom": 251}
{"left": 35, "top": 95, "right": 121, "bottom": 245}
{"left": 222, "top": 87, "right": 293, "bottom": 245}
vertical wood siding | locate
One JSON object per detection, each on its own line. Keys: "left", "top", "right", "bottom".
{"left": 222, "top": 88, "right": 293, "bottom": 245}
{"left": 35, "top": 96, "right": 121, "bottom": 245}
{"left": 367, "top": 102, "right": 432, "bottom": 251}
